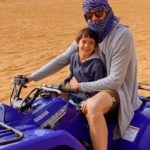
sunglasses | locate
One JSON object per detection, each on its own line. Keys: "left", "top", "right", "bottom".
{"left": 84, "top": 9, "right": 106, "bottom": 20}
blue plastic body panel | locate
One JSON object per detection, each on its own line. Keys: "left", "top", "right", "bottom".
{"left": 0, "top": 96, "right": 150, "bottom": 150}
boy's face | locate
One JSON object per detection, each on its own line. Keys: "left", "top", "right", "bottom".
{"left": 78, "top": 36, "right": 95, "bottom": 58}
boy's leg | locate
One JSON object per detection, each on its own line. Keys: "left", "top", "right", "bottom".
{"left": 84, "top": 90, "right": 119, "bottom": 150}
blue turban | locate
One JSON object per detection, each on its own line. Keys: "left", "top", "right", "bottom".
{"left": 82, "top": 0, "right": 118, "bottom": 42}
{"left": 83, "top": 0, "right": 109, "bottom": 13}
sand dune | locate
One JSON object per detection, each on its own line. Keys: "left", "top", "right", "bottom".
{"left": 0, "top": 0, "right": 149, "bottom": 103}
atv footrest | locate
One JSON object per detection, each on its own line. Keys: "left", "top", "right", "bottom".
{"left": 0, "top": 122, "right": 24, "bottom": 145}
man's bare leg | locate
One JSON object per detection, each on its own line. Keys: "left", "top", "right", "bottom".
{"left": 84, "top": 92, "right": 113, "bottom": 150}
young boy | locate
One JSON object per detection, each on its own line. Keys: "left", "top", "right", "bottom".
{"left": 64, "top": 27, "right": 106, "bottom": 99}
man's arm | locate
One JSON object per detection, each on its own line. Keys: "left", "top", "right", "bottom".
{"left": 30, "top": 41, "right": 77, "bottom": 81}
{"left": 80, "top": 30, "right": 134, "bottom": 92}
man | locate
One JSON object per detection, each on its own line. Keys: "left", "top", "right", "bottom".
{"left": 28, "top": 0, "right": 142, "bottom": 149}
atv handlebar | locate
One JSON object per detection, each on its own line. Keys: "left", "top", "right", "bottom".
{"left": 42, "top": 84, "right": 80, "bottom": 94}
{"left": 12, "top": 75, "right": 29, "bottom": 86}
{"left": 10, "top": 75, "right": 29, "bottom": 106}
{"left": 10, "top": 75, "right": 84, "bottom": 111}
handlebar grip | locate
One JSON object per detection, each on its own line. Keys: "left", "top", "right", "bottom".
{"left": 58, "top": 84, "right": 80, "bottom": 94}
{"left": 13, "top": 75, "right": 29, "bottom": 85}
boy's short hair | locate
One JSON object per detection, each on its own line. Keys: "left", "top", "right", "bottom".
{"left": 76, "top": 27, "right": 99, "bottom": 47}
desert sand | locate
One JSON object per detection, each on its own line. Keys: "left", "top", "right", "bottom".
{"left": 0, "top": 0, "right": 149, "bottom": 104}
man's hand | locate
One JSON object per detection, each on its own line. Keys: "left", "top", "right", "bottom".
{"left": 65, "top": 82, "right": 71, "bottom": 88}
{"left": 12, "top": 75, "right": 29, "bottom": 85}
{"left": 26, "top": 76, "right": 33, "bottom": 83}
{"left": 69, "top": 77, "right": 80, "bottom": 90}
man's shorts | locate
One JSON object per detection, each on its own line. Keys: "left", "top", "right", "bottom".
{"left": 103, "top": 89, "right": 120, "bottom": 112}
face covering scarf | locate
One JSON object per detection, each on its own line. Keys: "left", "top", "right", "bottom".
{"left": 83, "top": 0, "right": 118, "bottom": 42}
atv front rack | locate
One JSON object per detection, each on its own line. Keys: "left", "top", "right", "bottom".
{"left": 0, "top": 122, "right": 24, "bottom": 145}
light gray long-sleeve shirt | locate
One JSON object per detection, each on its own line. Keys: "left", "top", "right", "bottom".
{"left": 31, "top": 22, "right": 142, "bottom": 138}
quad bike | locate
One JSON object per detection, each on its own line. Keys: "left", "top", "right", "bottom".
{"left": 0, "top": 75, "right": 150, "bottom": 150}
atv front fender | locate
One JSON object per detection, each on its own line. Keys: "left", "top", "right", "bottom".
{"left": 1, "top": 128, "right": 86, "bottom": 150}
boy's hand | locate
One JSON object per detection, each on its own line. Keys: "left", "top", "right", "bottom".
{"left": 81, "top": 101, "right": 88, "bottom": 114}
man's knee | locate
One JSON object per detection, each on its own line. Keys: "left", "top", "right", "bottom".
{"left": 87, "top": 92, "right": 114, "bottom": 114}
{"left": 86, "top": 111, "right": 103, "bottom": 124}
{"left": 85, "top": 98, "right": 107, "bottom": 122}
